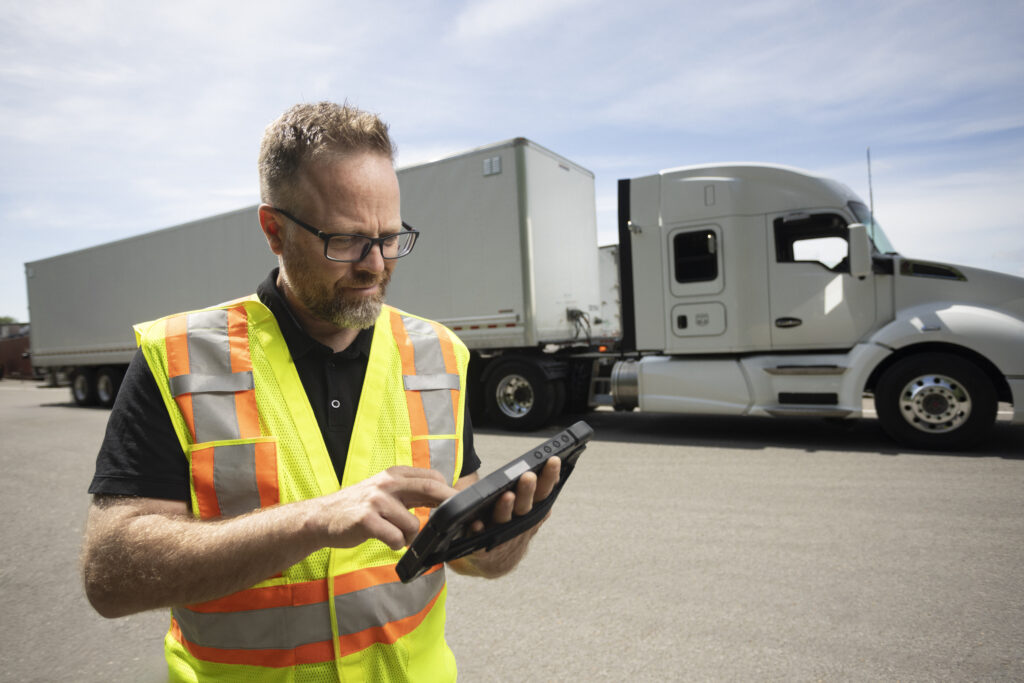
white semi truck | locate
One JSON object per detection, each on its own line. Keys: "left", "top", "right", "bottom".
{"left": 25, "top": 138, "right": 1024, "bottom": 449}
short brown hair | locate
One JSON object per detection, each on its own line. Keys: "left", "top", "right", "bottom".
{"left": 258, "top": 101, "right": 396, "bottom": 208}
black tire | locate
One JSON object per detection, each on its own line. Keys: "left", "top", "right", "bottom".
{"left": 550, "top": 379, "right": 567, "bottom": 418}
{"left": 483, "top": 359, "right": 556, "bottom": 431}
{"left": 466, "top": 355, "right": 487, "bottom": 425}
{"left": 70, "top": 369, "right": 98, "bottom": 407}
{"left": 565, "top": 360, "right": 592, "bottom": 414}
{"left": 96, "top": 366, "right": 125, "bottom": 408}
{"left": 875, "top": 353, "right": 997, "bottom": 450}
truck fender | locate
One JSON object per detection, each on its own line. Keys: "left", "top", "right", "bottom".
{"left": 868, "top": 302, "right": 1024, "bottom": 378}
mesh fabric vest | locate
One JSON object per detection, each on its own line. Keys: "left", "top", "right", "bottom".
{"left": 134, "top": 297, "right": 467, "bottom": 682}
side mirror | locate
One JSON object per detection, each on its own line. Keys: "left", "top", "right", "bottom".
{"left": 847, "top": 223, "right": 872, "bottom": 278}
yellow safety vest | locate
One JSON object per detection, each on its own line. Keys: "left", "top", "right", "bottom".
{"left": 134, "top": 296, "right": 468, "bottom": 682}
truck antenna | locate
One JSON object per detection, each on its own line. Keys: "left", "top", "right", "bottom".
{"left": 866, "top": 147, "right": 875, "bottom": 239}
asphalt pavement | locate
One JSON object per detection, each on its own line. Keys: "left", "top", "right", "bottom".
{"left": 1, "top": 380, "right": 1022, "bottom": 682}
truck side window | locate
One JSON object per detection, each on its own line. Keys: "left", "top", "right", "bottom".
{"left": 774, "top": 215, "right": 849, "bottom": 271}
{"left": 673, "top": 229, "right": 718, "bottom": 283}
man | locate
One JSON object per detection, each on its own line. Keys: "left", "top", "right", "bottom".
{"left": 81, "top": 101, "right": 561, "bottom": 682}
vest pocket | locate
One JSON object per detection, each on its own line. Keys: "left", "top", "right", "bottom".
{"left": 188, "top": 436, "right": 279, "bottom": 519}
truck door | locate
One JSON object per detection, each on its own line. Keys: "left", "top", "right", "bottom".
{"left": 767, "top": 212, "right": 876, "bottom": 349}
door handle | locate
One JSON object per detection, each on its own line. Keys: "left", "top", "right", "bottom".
{"left": 775, "top": 317, "right": 802, "bottom": 328}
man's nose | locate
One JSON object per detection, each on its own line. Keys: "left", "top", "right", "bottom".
{"left": 355, "top": 241, "right": 386, "bottom": 273}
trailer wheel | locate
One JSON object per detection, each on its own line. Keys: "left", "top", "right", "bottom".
{"left": 96, "top": 367, "right": 124, "bottom": 408}
{"left": 875, "top": 353, "right": 996, "bottom": 450}
{"left": 484, "top": 360, "right": 556, "bottom": 431}
{"left": 71, "top": 369, "right": 98, "bottom": 407}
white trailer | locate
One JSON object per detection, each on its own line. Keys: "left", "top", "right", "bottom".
{"left": 24, "top": 206, "right": 274, "bottom": 405}
{"left": 26, "top": 140, "right": 1024, "bottom": 449}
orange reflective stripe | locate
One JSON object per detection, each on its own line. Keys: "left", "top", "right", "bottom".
{"left": 226, "top": 306, "right": 251, "bottom": 373}
{"left": 191, "top": 445, "right": 220, "bottom": 519}
{"left": 188, "top": 578, "right": 329, "bottom": 613}
{"left": 410, "top": 435, "right": 431, "bottom": 471}
{"left": 391, "top": 310, "right": 431, "bottom": 444}
{"left": 227, "top": 306, "right": 261, "bottom": 439}
{"left": 165, "top": 315, "right": 196, "bottom": 439}
{"left": 331, "top": 561, "right": 441, "bottom": 596}
{"left": 254, "top": 441, "right": 279, "bottom": 508}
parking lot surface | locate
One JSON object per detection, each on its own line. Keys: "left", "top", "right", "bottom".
{"left": 2, "top": 381, "right": 1022, "bottom": 682}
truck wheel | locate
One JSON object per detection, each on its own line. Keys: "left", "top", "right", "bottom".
{"left": 96, "top": 367, "right": 124, "bottom": 408}
{"left": 484, "top": 360, "right": 556, "bottom": 431}
{"left": 875, "top": 353, "right": 996, "bottom": 450}
{"left": 71, "top": 369, "right": 98, "bottom": 407}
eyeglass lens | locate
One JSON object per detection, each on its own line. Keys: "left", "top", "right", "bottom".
{"left": 325, "top": 232, "right": 416, "bottom": 261}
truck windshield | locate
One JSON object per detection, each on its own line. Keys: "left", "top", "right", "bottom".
{"left": 849, "top": 201, "right": 897, "bottom": 254}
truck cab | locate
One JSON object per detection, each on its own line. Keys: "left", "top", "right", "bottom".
{"left": 615, "top": 163, "right": 1024, "bottom": 449}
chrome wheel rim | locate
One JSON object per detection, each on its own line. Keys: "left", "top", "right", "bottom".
{"left": 495, "top": 374, "right": 534, "bottom": 419}
{"left": 898, "top": 373, "right": 971, "bottom": 433}
{"left": 72, "top": 374, "right": 90, "bottom": 402}
{"left": 97, "top": 374, "right": 114, "bottom": 404}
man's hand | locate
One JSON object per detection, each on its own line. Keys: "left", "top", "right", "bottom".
{"left": 312, "top": 466, "right": 458, "bottom": 551}
{"left": 488, "top": 455, "right": 561, "bottom": 525}
{"left": 449, "top": 456, "right": 561, "bottom": 578}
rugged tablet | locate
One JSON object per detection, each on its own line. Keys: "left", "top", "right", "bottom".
{"left": 396, "top": 420, "right": 593, "bottom": 583}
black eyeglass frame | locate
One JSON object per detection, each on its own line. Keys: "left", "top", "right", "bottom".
{"left": 271, "top": 207, "right": 419, "bottom": 263}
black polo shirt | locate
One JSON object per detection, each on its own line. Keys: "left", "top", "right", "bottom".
{"left": 89, "top": 270, "right": 480, "bottom": 500}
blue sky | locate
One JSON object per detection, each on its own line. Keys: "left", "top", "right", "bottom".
{"left": 2, "top": 0, "right": 1023, "bottom": 322}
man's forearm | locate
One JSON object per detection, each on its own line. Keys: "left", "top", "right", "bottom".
{"left": 82, "top": 496, "right": 322, "bottom": 618}
{"left": 82, "top": 467, "right": 457, "bottom": 618}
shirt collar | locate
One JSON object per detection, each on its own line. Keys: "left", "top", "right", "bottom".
{"left": 256, "top": 268, "right": 373, "bottom": 360}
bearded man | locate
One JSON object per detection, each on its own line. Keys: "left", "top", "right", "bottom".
{"left": 81, "top": 101, "right": 560, "bottom": 682}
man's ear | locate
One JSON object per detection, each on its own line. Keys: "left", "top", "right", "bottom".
{"left": 257, "top": 204, "right": 285, "bottom": 255}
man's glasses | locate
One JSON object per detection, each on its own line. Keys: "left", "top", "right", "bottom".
{"left": 272, "top": 207, "right": 419, "bottom": 263}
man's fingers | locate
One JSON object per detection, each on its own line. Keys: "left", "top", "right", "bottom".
{"left": 534, "top": 457, "right": 561, "bottom": 502}
{"left": 488, "top": 457, "right": 563, "bottom": 526}
{"left": 383, "top": 467, "right": 458, "bottom": 509}
{"left": 377, "top": 504, "right": 423, "bottom": 549}
{"left": 512, "top": 472, "right": 537, "bottom": 516}
{"left": 491, "top": 491, "right": 515, "bottom": 525}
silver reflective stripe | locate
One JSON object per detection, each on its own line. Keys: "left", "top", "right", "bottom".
{"left": 213, "top": 443, "right": 261, "bottom": 516}
{"left": 428, "top": 439, "right": 457, "bottom": 484}
{"left": 187, "top": 310, "right": 232, "bottom": 376}
{"left": 420, "top": 388, "right": 456, "bottom": 435}
{"left": 192, "top": 391, "right": 241, "bottom": 442}
{"left": 402, "top": 317, "right": 445, "bottom": 377}
{"left": 170, "top": 371, "right": 254, "bottom": 397}
{"left": 401, "top": 316, "right": 458, "bottom": 437}
{"left": 184, "top": 310, "right": 241, "bottom": 443}
{"left": 334, "top": 567, "right": 445, "bottom": 636}
{"left": 172, "top": 601, "right": 333, "bottom": 650}
{"left": 403, "top": 373, "right": 460, "bottom": 391}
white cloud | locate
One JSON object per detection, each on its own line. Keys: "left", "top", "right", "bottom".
{"left": 452, "top": 0, "right": 594, "bottom": 40}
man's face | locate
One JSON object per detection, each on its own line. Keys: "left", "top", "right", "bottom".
{"left": 278, "top": 152, "right": 401, "bottom": 329}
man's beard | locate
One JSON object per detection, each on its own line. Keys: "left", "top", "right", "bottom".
{"left": 282, "top": 245, "right": 390, "bottom": 329}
